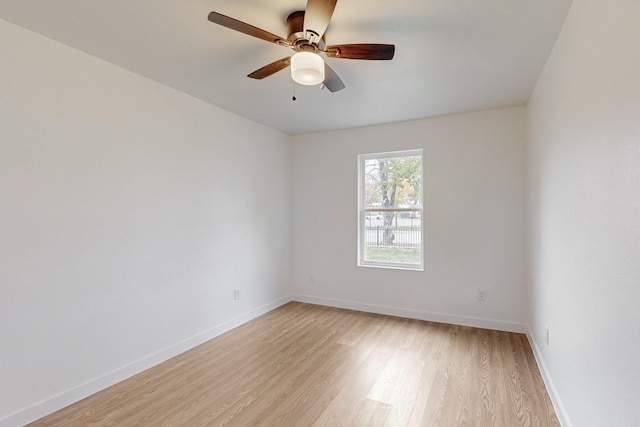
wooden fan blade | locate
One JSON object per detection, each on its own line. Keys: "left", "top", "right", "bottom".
{"left": 323, "top": 63, "right": 345, "bottom": 92}
{"left": 303, "top": 0, "right": 337, "bottom": 41}
{"left": 325, "top": 44, "right": 395, "bottom": 60}
{"left": 247, "top": 57, "right": 291, "bottom": 79}
{"left": 208, "top": 12, "right": 287, "bottom": 45}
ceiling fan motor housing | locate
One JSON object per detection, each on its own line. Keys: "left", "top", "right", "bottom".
{"left": 286, "top": 11, "right": 325, "bottom": 51}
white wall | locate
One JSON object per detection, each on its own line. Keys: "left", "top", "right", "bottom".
{"left": 291, "top": 107, "right": 528, "bottom": 330}
{"left": 526, "top": 0, "right": 640, "bottom": 425}
{"left": 0, "top": 20, "right": 291, "bottom": 425}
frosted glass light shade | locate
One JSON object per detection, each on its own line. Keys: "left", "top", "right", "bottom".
{"left": 290, "top": 52, "right": 325, "bottom": 85}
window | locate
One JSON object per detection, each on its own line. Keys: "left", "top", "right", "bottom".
{"left": 358, "top": 149, "right": 423, "bottom": 270}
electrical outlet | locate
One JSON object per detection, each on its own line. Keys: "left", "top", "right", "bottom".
{"left": 545, "top": 328, "right": 550, "bottom": 346}
{"left": 233, "top": 288, "right": 241, "bottom": 301}
{"left": 476, "top": 289, "right": 487, "bottom": 301}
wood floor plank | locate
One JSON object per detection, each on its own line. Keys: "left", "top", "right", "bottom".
{"left": 29, "top": 302, "right": 559, "bottom": 426}
{"left": 312, "top": 350, "right": 390, "bottom": 426}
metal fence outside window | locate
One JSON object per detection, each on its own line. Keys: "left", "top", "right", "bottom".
{"left": 363, "top": 225, "right": 421, "bottom": 249}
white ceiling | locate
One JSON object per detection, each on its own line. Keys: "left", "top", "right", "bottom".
{"left": 0, "top": 0, "right": 572, "bottom": 134}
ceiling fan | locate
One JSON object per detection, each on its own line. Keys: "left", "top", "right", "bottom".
{"left": 208, "top": 0, "right": 395, "bottom": 92}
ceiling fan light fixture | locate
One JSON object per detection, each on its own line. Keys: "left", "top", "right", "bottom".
{"left": 290, "top": 52, "right": 325, "bottom": 85}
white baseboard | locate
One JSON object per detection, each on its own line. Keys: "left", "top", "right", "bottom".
{"left": 0, "top": 295, "right": 292, "bottom": 427}
{"left": 292, "top": 294, "right": 528, "bottom": 333}
{"left": 526, "top": 328, "right": 572, "bottom": 427}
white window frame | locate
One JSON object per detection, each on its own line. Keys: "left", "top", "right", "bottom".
{"left": 358, "top": 149, "right": 424, "bottom": 271}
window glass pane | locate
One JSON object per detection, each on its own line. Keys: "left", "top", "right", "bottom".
{"left": 363, "top": 211, "right": 422, "bottom": 265}
{"left": 359, "top": 150, "right": 423, "bottom": 270}
{"left": 363, "top": 155, "right": 422, "bottom": 209}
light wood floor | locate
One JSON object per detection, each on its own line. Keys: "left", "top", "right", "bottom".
{"left": 30, "top": 302, "right": 559, "bottom": 426}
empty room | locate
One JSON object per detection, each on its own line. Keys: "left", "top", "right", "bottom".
{"left": 1, "top": 0, "right": 638, "bottom": 426}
